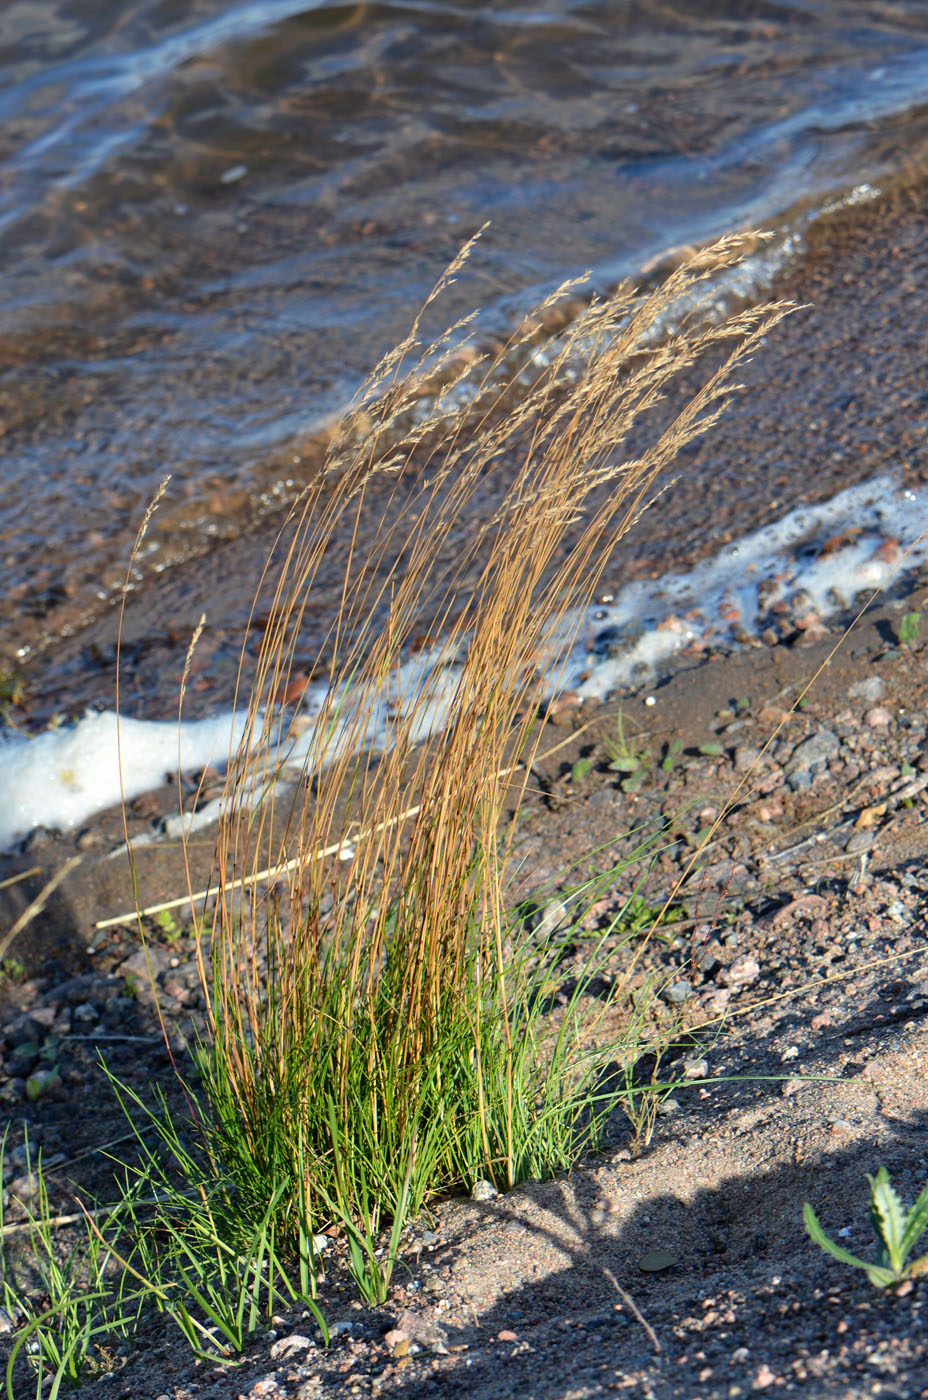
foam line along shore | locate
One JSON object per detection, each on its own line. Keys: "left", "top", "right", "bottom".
{"left": 0, "top": 472, "right": 923, "bottom": 851}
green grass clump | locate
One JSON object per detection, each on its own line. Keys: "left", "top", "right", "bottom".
{"left": 197, "top": 911, "right": 650, "bottom": 1303}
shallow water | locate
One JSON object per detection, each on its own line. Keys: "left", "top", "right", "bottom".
{"left": 3, "top": 0, "right": 928, "bottom": 666}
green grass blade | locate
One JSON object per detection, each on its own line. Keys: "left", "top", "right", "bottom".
{"left": 165, "top": 1300, "right": 237, "bottom": 1364}
{"left": 803, "top": 1202, "right": 877, "bottom": 1273}
{"left": 900, "top": 1179, "right": 928, "bottom": 1261}
{"left": 174, "top": 1267, "right": 240, "bottom": 1353}
{"left": 868, "top": 1168, "right": 907, "bottom": 1272}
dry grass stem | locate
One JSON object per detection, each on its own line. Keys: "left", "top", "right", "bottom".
{"left": 0, "top": 855, "right": 83, "bottom": 963}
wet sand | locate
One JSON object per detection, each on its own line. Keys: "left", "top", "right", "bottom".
{"left": 7, "top": 176, "right": 928, "bottom": 734}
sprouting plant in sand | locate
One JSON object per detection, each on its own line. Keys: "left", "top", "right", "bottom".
{"left": 603, "top": 705, "right": 653, "bottom": 792}
{"left": 185, "top": 229, "right": 793, "bottom": 1279}
{"left": 898, "top": 609, "right": 920, "bottom": 649}
{"left": 804, "top": 1167, "right": 928, "bottom": 1287}
{"left": 603, "top": 705, "right": 645, "bottom": 772}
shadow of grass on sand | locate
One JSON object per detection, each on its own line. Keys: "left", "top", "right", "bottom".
{"left": 349, "top": 965, "right": 928, "bottom": 1400}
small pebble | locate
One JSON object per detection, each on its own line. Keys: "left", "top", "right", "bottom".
{"left": 242, "top": 1378, "right": 277, "bottom": 1398}
{"left": 664, "top": 979, "right": 691, "bottom": 1004}
{"left": 655, "top": 1096, "right": 681, "bottom": 1116}
{"left": 702, "top": 989, "right": 731, "bottom": 1016}
{"left": 533, "top": 900, "right": 569, "bottom": 938}
{"left": 639, "top": 1249, "right": 676, "bottom": 1272}
{"left": 269, "top": 1333, "right": 313, "bottom": 1361}
{"left": 720, "top": 955, "right": 760, "bottom": 987}
{"left": 848, "top": 675, "right": 884, "bottom": 702}
{"left": 471, "top": 1179, "right": 499, "bottom": 1202}
{"left": 845, "top": 828, "right": 874, "bottom": 855}
{"left": 863, "top": 706, "right": 891, "bottom": 728}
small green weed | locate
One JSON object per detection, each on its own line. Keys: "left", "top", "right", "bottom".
{"left": 898, "top": 610, "right": 921, "bottom": 649}
{"left": 155, "top": 910, "right": 183, "bottom": 945}
{"left": 660, "top": 738, "right": 683, "bottom": 772}
{"left": 804, "top": 1167, "right": 928, "bottom": 1287}
{"left": 682, "top": 824, "right": 716, "bottom": 849}
{"left": 612, "top": 894, "right": 684, "bottom": 937}
{"left": 0, "top": 959, "right": 25, "bottom": 985}
{"left": 604, "top": 708, "right": 650, "bottom": 776}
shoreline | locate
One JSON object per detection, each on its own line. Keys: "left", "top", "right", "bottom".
{"left": 5, "top": 174, "right": 928, "bottom": 735}
{"left": 4, "top": 468, "right": 928, "bottom": 855}
{"left": 1, "top": 520, "right": 928, "bottom": 957}
{"left": 3, "top": 174, "right": 928, "bottom": 1400}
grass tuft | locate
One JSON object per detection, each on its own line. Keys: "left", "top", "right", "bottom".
{"left": 192, "top": 233, "right": 793, "bottom": 1261}
{"left": 1, "top": 233, "right": 794, "bottom": 1392}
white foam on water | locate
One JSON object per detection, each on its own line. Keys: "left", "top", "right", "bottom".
{"left": 2, "top": 472, "right": 927, "bottom": 850}
{"left": 0, "top": 709, "right": 249, "bottom": 850}
{"left": 552, "top": 473, "right": 926, "bottom": 702}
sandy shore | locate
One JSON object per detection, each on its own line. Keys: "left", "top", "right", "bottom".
{"left": 3, "top": 567, "right": 928, "bottom": 1396}
{"left": 2, "top": 182, "right": 928, "bottom": 1397}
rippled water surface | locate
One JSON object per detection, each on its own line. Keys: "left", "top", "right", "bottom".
{"left": 3, "top": 0, "right": 928, "bottom": 659}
